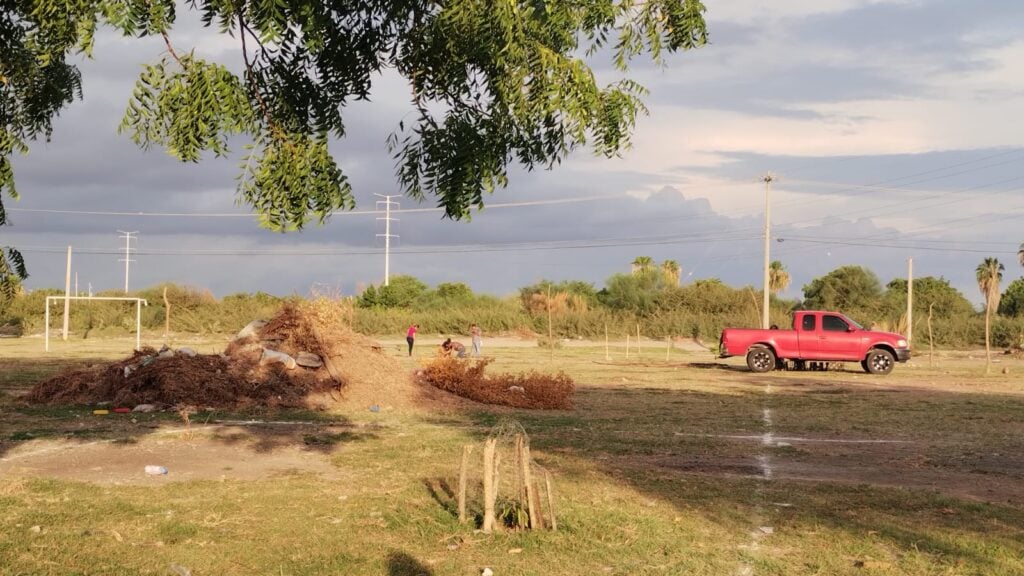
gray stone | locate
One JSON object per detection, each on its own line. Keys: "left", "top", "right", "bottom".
{"left": 235, "top": 319, "right": 268, "bottom": 341}
{"left": 295, "top": 352, "right": 324, "bottom": 368}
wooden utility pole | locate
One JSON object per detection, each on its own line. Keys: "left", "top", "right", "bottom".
{"left": 906, "top": 258, "right": 913, "bottom": 345}
{"left": 761, "top": 174, "right": 774, "bottom": 329}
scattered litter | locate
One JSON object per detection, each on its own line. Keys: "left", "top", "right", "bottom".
{"left": 235, "top": 319, "right": 268, "bottom": 340}
{"left": 507, "top": 548, "right": 523, "bottom": 554}
{"left": 177, "top": 347, "right": 197, "bottom": 357}
{"left": 758, "top": 526, "right": 774, "bottom": 535}
{"left": 29, "top": 525, "right": 41, "bottom": 533}
{"left": 482, "top": 569, "right": 494, "bottom": 576}
{"left": 260, "top": 348, "right": 297, "bottom": 370}
{"left": 133, "top": 404, "right": 157, "bottom": 413}
{"left": 169, "top": 564, "right": 192, "bottom": 576}
{"left": 92, "top": 409, "right": 109, "bottom": 415}
{"left": 446, "top": 543, "right": 460, "bottom": 551}
{"left": 369, "top": 405, "right": 380, "bottom": 413}
{"left": 145, "top": 465, "right": 169, "bottom": 476}
{"left": 295, "top": 351, "right": 324, "bottom": 368}
{"left": 771, "top": 502, "right": 793, "bottom": 507}
{"left": 113, "top": 407, "right": 131, "bottom": 413}
{"left": 507, "top": 386, "right": 525, "bottom": 394}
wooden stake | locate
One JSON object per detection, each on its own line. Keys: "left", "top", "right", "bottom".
{"left": 666, "top": 337, "right": 671, "bottom": 362}
{"left": 927, "top": 303, "right": 935, "bottom": 368}
{"left": 162, "top": 286, "right": 171, "bottom": 337}
{"left": 544, "top": 470, "right": 557, "bottom": 531}
{"left": 625, "top": 335, "right": 630, "bottom": 359}
{"left": 458, "top": 445, "right": 471, "bottom": 524}
{"left": 521, "top": 440, "right": 539, "bottom": 529}
{"left": 547, "top": 286, "right": 554, "bottom": 362}
{"left": 482, "top": 438, "right": 497, "bottom": 532}
{"left": 636, "top": 323, "right": 641, "bottom": 358}
{"left": 605, "top": 323, "right": 610, "bottom": 361}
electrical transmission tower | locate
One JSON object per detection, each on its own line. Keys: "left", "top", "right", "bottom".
{"left": 374, "top": 195, "right": 400, "bottom": 287}
{"left": 118, "top": 230, "right": 138, "bottom": 293}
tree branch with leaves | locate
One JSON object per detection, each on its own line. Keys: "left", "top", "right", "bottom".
{"left": 0, "top": 0, "right": 708, "bottom": 296}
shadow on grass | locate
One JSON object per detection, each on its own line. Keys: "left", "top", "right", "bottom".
{"left": 387, "top": 551, "right": 434, "bottom": 576}
{"left": 424, "top": 380, "right": 1024, "bottom": 572}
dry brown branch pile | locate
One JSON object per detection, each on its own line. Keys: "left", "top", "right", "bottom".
{"left": 419, "top": 356, "right": 574, "bottom": 410}
{"left": 26, "top": 301, "right": 414, "bottom": 410}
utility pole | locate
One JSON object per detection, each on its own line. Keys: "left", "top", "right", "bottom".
{"left": 118, "top": 230, "right": 138, "bottom": 293}
{"left": 907, "top": 258, "right": 913, "bottom": 346}
{"left": 761, "top": 173, "right": 774, "bottom": 329}
{"left": 62, "top": 246, "right": 72, "bottom": 341}
{"left": 374, "top": 195, "right": 400, "bottom": 287}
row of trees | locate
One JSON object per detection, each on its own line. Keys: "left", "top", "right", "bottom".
{"left": 3, "top": 257, "right": 1024, "bottom": 349}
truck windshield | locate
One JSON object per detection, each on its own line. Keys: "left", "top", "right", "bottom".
{"left": 846, "top": 317, "right": 865, "bottom": 330}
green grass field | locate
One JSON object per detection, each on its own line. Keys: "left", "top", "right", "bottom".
{"left": 1, "top": 335, "right": 1023, "bottom": 575}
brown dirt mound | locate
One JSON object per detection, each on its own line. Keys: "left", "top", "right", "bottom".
{"left": 25, "top": 301, "right": 420, "bottom": 411}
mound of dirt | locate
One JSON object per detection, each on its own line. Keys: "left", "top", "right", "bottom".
{"left": 25, "top": 302, "right": 420, "bottom": 411}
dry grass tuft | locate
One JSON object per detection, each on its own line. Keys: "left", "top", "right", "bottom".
{"left": 419, "top": 356, "right": 574, "bottom": 410}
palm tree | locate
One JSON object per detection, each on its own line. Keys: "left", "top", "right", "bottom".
{"left": 768, "top": 260, "right": 790, "bottom": 296}
{"left": 631, "top": 256, "right": 655, "bottom": 275}
{"left": 661, "top": 260, "right": 681, "bottom": 286}
{"left": 976, "top": 257, "right": 1004, "bottom": 374}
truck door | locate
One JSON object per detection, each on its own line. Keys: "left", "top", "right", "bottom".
{"left": 797, "top": 313, "right": 822, "bottom": 359}
{"left": 818, "top": 314, "right": 858, "bottom": 360}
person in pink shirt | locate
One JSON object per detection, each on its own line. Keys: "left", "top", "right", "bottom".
{"left": 406, "top": 324, "right": 419, "bottom": 356}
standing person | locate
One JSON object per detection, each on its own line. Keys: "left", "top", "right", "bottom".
{"left": 470, "top": 323, "right": 483, "bottom": 357}
{"left": 406, "top": 324, "right": 418, "bottom": 356}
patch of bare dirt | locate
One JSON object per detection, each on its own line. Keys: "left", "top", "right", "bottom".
{"left": 0, "top": 424, "right": 362, "bottom": 485}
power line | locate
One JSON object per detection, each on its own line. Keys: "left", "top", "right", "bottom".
{"left": 7, "top": 194, "right": 632, "bottom": 219}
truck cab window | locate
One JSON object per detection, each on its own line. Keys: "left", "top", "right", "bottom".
{"left": 801, "top": 315, "right": 816, "bottom": 331}
{"left": 823, "top": 315, "right": 849, "bottom": 332}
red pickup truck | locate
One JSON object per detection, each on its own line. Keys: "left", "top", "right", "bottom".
{"left": 719, "top": 310, "right": 910, "bottom": 375}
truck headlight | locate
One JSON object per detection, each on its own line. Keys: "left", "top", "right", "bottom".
{"left": 897, "top": 339, "right": 908, "bottom": 347}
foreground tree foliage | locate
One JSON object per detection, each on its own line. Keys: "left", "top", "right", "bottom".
{"left": 0, "top": 0, "right": 709, "bottom": 296}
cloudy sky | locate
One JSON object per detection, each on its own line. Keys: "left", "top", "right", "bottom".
{"left": 6, "top": 0, "right": 1024, "bottom": 306}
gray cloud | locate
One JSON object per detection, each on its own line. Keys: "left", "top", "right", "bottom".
{"left": 6, "top": 2, "right": 1023, "bottom": 306}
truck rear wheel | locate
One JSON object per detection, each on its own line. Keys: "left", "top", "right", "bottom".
{"left": 864, "top": 349, "right": 895, "bottom": 375}
{"left": 746, "top": 346, "right": 776, "bottom": 373}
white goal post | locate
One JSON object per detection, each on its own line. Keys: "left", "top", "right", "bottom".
{"left": 44, "top": 296, "right": 149, "bottom": 352}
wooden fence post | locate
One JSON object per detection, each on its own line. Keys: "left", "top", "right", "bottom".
{"left": 544, "top": 470, "right": 557, "bottom": 531}
{"left": 521, "top": 439, "right": 539, "bottom": 529}
{"left": 458, "top": 445, "right": 471, "bottom": 524}
{"left": 483, "top": 438, "right": 497, "bottom": 532}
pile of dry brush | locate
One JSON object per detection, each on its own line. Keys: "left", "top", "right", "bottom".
{"left": 418, "top": 356, "right": 574, "bottom": 410}
{"left": 25, "top": 301, "right": 408, "bottom": 410}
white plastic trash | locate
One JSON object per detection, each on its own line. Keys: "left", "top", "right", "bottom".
{"left": 260, "top": 348, "right": 297, "bottom": 370}
{"left": 144, "top": 465, "right": 168, "bottom": 475}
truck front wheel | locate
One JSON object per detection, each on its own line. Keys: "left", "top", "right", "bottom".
{"left": 864, "top": 349, "right": 895, "bottom": 375}
{"left": 746, "top": 346, "right": 776, "bottom": 373}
